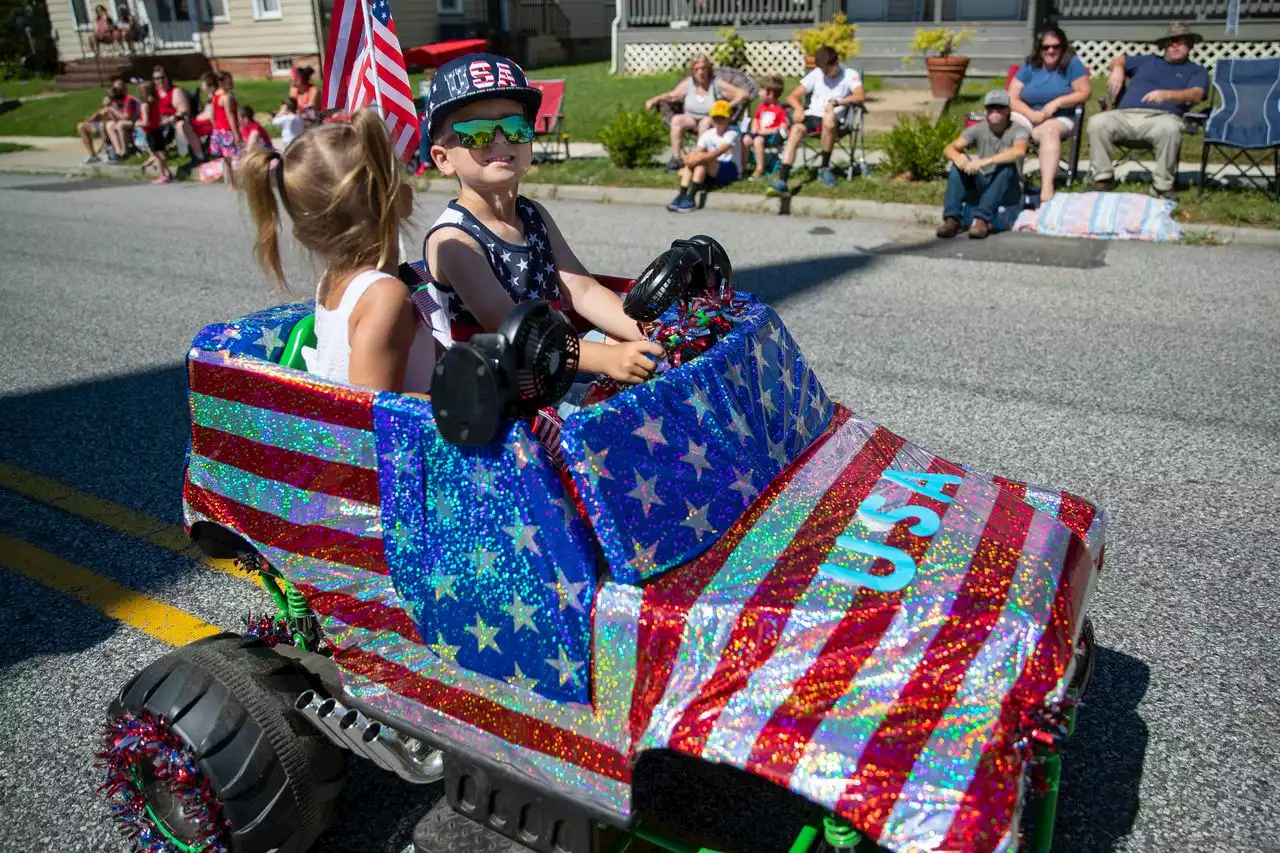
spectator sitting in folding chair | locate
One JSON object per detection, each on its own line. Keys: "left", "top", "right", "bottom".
{"left": 1009, "top": 26, "right": 1090, "bottom": 204}
{"left": 766, "top": 46, "right": 864, "bottom": 197}
{"left": 745, "top": 75, "right": 788, "bottom": 180}
{"left": 667, "top": 100, "right": 741, "bottom": 213}
{"left": 1087, "top": 21, "right": 1208, "bottom": 199}
{"left": 937, "top": 89, "right": 1029, "bottom": 240}
{"left": 645, "top": 55, "right": 750, "bottom": 171}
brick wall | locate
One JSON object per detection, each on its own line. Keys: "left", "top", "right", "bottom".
{"left": 210, "top": 53, "right": 321, "bottom": 80}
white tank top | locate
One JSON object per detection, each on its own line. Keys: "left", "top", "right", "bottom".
{"left": 303, "top": 269, "right": 435, "bottom": 394}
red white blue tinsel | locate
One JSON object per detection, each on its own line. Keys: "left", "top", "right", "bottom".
{"left": 96, "top": 712, "right": 229, "bottom": 853}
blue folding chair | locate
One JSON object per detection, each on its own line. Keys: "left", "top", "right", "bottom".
{"left": 1197, "top": 57, "right": 1280, "bottom": 201}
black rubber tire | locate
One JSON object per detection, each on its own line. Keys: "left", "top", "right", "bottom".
{"left": 109, "top": 633, "right": 347, "bottom": 853}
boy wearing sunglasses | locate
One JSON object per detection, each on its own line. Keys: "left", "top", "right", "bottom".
{"left": 421, "top": 53, "right": 663, "bottom": 386}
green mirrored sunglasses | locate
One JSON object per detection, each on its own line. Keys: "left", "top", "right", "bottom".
{"left": 450, "top": 114, "right": 536, "bottom": 149}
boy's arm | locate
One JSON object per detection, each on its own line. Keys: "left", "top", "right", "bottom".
{"left": 532, "top": 201, "right": 645, "bottom": 343}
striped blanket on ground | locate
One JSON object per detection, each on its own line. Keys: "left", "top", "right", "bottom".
{"left": 1014, "top": 191, "right": 1183, "bottom": 241}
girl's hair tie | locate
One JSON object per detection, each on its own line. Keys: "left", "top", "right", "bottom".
{"left": 266, "top": 150, "right": 292, "bottom": 215}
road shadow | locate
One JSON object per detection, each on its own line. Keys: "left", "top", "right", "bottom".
{"left": 864, "top": 232, "right": 1110, "bottom": 269}
{"left": 1054, "top": 645, "right": 1150, "bottom": 852}
{"left": 316, "top": 760, "right": 441, "bottom": 853}
{"left": 736, "top": 251, "right": 881, "bottom": 303}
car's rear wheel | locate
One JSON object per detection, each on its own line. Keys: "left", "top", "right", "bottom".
{"left": 100, "top": 634, "right": 346, "bottom": 852}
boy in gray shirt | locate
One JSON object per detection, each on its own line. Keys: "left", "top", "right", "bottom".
{"left": 938, "top": 89, "right": 1030, "bottom": 239}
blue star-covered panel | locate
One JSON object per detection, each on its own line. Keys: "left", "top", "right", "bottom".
{"left": 190, "top": 300, "right": 313, "bottom": 361}
{"left": 560, "top": 299, "right": 834, "bottom": 585}
{"left": 372, "top": 392, "right": 597, "bottom": 705}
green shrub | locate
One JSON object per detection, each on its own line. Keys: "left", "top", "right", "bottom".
{"left": 882, "top": 113, "right": 963, "bottom": 180}
{"left": 597, "top": 107, "right": 668, "bottom": 169}
{"left": 713, "top": 27, "right": 750, "bottom": 71}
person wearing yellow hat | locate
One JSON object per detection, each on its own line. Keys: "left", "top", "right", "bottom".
{"left": 668, "top": 99, "right": 742, "bottom": 212}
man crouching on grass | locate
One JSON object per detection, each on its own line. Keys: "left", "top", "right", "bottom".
{"left": 938, "top": 89, "right": 1029, "bottom": 240}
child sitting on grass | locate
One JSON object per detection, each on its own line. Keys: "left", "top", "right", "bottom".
{"left": 667, "top": 99, "right": 741, "bottom": 213}
{"left": 136, "top": 81, "right": 172, "bottom": 184}
{"left": 421, "top": 53, "right": 662, "bottom": 386}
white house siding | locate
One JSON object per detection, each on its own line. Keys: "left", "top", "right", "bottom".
{"left": 560, "top": 0, "right": 610, "bottom": 41}
{"left": 204, "top": 0, "right": 318, "bottom": 57}
{"left": 49, "top": 0, "right": 91, "bottom": 62}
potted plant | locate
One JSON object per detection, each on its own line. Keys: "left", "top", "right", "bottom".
{"left": 795, "top": 13, "right": 860, "bottom": 70}
{"left": 906, "top": 27, "right": 974, "bottom": 100}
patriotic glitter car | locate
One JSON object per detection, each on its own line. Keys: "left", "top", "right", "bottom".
{"left": 99, "top": 245, "right": 1103, "bottom": 853}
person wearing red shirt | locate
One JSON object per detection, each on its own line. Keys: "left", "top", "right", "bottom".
{"left": 151, "top": 65, "right": 205, "bottom": 162}
{"left": 746, "top": 75, "right": 788, "bottom": 180}
{"left": 238, "top": 104, "right": 273, "bottom": 153}
{"left": 208, "top": 71, "right": 242, "bottom": 161}
{"left": 137, "top": 81, "right": 172, "bottom": 183}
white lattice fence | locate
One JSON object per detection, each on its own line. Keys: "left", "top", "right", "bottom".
{"left": 1074, "top": 39, "right": 1280, "bottom": 74}
{"left": 623, "top": 40, "right": 804, "bottom": 75}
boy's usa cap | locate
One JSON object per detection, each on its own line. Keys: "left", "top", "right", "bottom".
{"left": 425, "top": 53, "right": 543, "bottom": 140}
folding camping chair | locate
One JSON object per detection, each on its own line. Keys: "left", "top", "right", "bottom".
{"left": 1197, "top": 57, "right": 1280, "bottom": 201}
{"left": 798, "top": 94, "right": 869, "bottom": 180}
{"left": 1000, "top": 63, "right": 1086, "bottom": 190}
{"left": 530, "top": 79, "right": 570, "bottom": 163}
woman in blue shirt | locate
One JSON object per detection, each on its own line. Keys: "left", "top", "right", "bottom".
{"left": 1008, "top": 26, "right": 1092, "bottom": 203}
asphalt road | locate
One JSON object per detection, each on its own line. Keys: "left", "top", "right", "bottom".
{"left": 1, "top": 174, "right": 1278, "bottom": 853}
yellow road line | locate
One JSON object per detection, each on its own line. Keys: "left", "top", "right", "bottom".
{"left": 0, "top": 460, "right": 253, "bottom": 582}
{"left": 0, "top": 534, "right": 222, "bottom": 646}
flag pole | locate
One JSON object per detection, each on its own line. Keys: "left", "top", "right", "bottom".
{"left": 362, "top": 0, "right": 385, "bottom": 119}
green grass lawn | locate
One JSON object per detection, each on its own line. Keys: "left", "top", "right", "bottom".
{"left": 0, "top": 76, "right": 59, "bottom": 100}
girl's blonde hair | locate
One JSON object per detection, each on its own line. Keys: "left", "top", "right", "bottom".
{"left": 239, "top": 108, "right": 404, "bottom": 290}
{"left": 139, "top": 80, "right": 157, "bottom": 104}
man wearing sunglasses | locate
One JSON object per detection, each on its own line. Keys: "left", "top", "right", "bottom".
{"left": 421, "top": 54, "right": 664, "bottom": 387}
{"left": 151, "top": 66, "right": 205, "bottom": 162}
{"left": 1087, "top": 22, "right": 1208, "bottom": 199}
{"left": 937, "top": 89, "right": 1029, "bottom": 240}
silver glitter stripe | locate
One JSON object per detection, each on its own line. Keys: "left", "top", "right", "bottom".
{"left": 189, "top": 391, "right": 377, "bottom": 470}
{"left": 255, "top": 544, "right": 398, "bottom": 603}
{"left": 701, "top": 442, "right": 937, "bottom": 768}
{"left": 877, "top": 508, "right": 1070, "bottom": 852}
{"left": 187, "top": 455, "right": 383, "bottom": 538}
{"left": 1022, "top": 485, "right": 1062, "bottom": 518}
{"left": 327, "top": 623, "right": 617, "bottom": 744}
{"left": 642, "top": 415, "right": 873, "bottom": 750}
{"left": 1084, "top": 506, "right": 1107, "bottom": 564}
{"left": 593, "top": 583, "right": 644, "bottom": 753}
{"left": 792, "top": 476, "right": 1001, "bottom": 810}
{"left": 337, "top": 666, "right": 633, "bottom": 821}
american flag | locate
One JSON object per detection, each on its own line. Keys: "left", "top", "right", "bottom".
{"left": 184, "top": 295, "right": 1105, "bottom": 852}
{"left": 322, "top": 0, "right": 420, "bottom": 159}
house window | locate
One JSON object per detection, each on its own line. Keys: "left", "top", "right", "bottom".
{"left": 438, "top": 0, "right": 463, "bottom": 15}
{"left": 203, "top": 0, "right": 230, "bottom": 23}
{"left": 253, "top": 0, "right": 282, "bottom": 20}
{"left": 271, "top": 56, "right": 295, "bottom": 75}
{"left": 70, "top": 0, "right": 91, "bottom": 28}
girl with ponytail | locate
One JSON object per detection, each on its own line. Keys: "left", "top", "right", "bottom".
{"left": 239, "top": 108, "right": 435, "bottom": 393}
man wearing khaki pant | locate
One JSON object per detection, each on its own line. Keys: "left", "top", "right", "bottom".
{"left": 1087, "top": 22, "right": 1209, "bottom": 199}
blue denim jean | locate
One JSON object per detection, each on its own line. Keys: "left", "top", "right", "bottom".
{"left": 942, "top": 163, "right": 1022, "bottom": 224}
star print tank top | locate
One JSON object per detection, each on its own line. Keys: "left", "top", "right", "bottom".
{"left": 422, "top": 197, "right": 562, "bottom": 345}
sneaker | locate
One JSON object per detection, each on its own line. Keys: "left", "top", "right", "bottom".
{"left": 1092, "top": 178, "right": 1116, "bottom": 192}
{"left": 818, "top": 167, "right": 837, "bottom": 188}
{"left": 82, "top": 155, "right": 101, "bottom": 164}
{"left": 667, "top": 194, "right": 694, "bottom": 213}
{"left": 968, "top": 218, "right": 991, "bottom": 239}
{"left": 765, "top": 178, "right": 790, "bottom": 198}
{"left": 152, "top": 174, "right": 173, "bottom": 185}
{"left": 936, "top": 217, "right": 962, "bottom": 239}
{"left": 1150, "top": 186, "right": 1178, "bottom": 201}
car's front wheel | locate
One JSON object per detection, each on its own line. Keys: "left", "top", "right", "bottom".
{"left": 100, "top": 634, "right": 346, "bottom": 852}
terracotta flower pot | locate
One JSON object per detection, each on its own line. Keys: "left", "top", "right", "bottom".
{"left": 925, "top": 55, "right": 970, "bottom": 100}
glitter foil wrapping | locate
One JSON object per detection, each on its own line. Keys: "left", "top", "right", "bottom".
{"left": 191, "top": 300, "right": 314, "bottom": 361}
{"left": 560, "top": 299, "right": 834, "bottom": 584}
{"left": 185, "top": 303, "right": 1106, "bottom": 853}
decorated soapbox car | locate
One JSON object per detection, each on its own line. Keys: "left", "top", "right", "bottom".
{"left": 100, "top": 237, "right": 1104, "bottom": 853}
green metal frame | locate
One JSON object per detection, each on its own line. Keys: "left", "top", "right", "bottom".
{"left": 604, "top": 814, "right": 864, "bottom": 853}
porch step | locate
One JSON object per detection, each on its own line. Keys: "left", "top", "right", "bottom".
{"left": 55, "top": 58, "right": 133, "bottom": 90}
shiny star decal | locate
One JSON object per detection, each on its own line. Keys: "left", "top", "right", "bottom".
{"left": 727, "top": 407, "right": 754, "bottom": 444}
{"left": 503, "top": 517, "right": 541, "bottom": 556}
{"left": 680, "top": 440, "right": 712, "bottom": 480}
{"left": 470, "top": 463, "right": 498, "bottom": 496}
{"left": 503, "top": 592, "right": 539, "bottom": 634}
{"left": 433, "top": 487, "right": 456, "bottom": 525}
{"left": 505, "top": 435, "right": 537, "bottom": 469}
{"left": 380, "top": 436, "right": 412, "bottom": 467}
{"left": 681, "top": 500, "right": 714, "bottom": 540}
{"left": 632, "top": 414, "right": 668, "bottom": 454}
{"left": 768, "top": 436, "right": 789, "bottom": 467}
{"left": 752, "top": 338, "right": 774, "bottom": 376}
{"left": 545, "top": 645, "right": 584, "bottom": 687}
{"left": 557, "top": 496, "right": 580, "bottom": 528}
{"left": 430, "top": 632, "right": 459, "bottom": 665}
{"left": 628, "top": 539, "right": 659, "bottom": 577}
{"left": 470, "top": 546, "right": 500, "bottom": 577}
{"left": 684, "top": 389, "right": 713, "bottom": 426}
{"left": 507, "top": 662, "right": 537, "bottom": 691}
{"left": 627, "top": 471, "right": 665, "bottom": 516}
{"left": 573, "top": 443, "right": 613, "bottom": 487}
{"left": 724, "top": 361, "right": 748, "bottom": 391}
{"left": 545, "top": 566, "right": 588, "bottom": 612}
{"left": 211, "top": 327, "right": 241, "bottom": 346}
{"left": 464, "top": 613, "right": 501, "bottom": 654}
{"left": 431, "top": 572, "right": 459, "bottom": 601}
{"left": 255, "top": 325, "right": 284, "bottom": 359}
{"left": 730, "top": 467, "right": 757, "bottom": 500}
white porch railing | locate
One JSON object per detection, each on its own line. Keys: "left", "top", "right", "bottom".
{"left": 624, "top": 0, "right": 837, "bottom": 27}
{"left": 1054, "top": 0, "right": 1280, "bottom": 17}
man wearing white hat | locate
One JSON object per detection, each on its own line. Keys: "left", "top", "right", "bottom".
{"left": 1087, "top": 22, "right": 1210, "bottom": 199}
